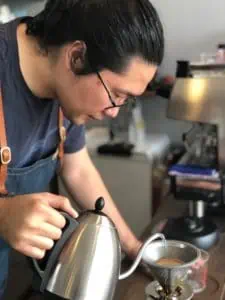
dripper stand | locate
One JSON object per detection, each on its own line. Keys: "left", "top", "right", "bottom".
{"left": 143, "top": 240, "right": 201, "bottom": 300}
{"left": 145, "top": 281, "right": 193, "bottom": 300}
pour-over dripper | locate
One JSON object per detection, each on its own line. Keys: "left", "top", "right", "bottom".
{"left": 142, "top": 240, "right": 201, "bottom": 295}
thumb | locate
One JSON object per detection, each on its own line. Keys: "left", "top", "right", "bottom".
{"left": 47, "top": 195, "right": 79, "bottom": 218}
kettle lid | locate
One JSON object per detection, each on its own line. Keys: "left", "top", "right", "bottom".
{"left": 91, "top": 197, "right": 106, "bottom": 215}
{"left": 79, "top": 197, "right": 116, "bottom": 228}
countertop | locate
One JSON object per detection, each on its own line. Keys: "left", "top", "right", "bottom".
{"left": 114, "top": 195, "right": 225, "bottom": 300}
{"left": 4, "top": 195, "right": 225, "bottom": 300}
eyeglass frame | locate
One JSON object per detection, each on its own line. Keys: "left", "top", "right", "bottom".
{"left": 70, "top": 55, "right": 136, "bottom": 109}
{"left": 96, "top": 71, "right": 136, "bottom": 110}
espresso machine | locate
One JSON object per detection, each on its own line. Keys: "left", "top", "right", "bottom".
{"left": 161, "top": 77, "right": 225, "bottom": 250}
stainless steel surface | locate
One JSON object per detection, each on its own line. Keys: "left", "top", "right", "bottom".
{"left": 183, "top": 124, "right": 205, "bottom": 147}
{"left": 189, "top": 201, "right": 205, "bottom": 218}
{"left": 47, "top": 213, "right": 121, "bottom": 300}
{"left": 183, "top": 124, "right": 216, "bottom": 160}
{"left": 196, "top": 201, "right": 205, "bottom": 218}
{"left": 167, "top": 78, "right": 225, "bottom": 170}
{"left": 142, "top": 240, "right": 200, "bottom": 294}
{"left": 45, "top": 210, "right": 165, "bottom": 300}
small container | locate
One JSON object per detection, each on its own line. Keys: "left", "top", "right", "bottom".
{"left": 188, "top": 249, "right": 209, "bottom": 293}
{"left": 216, "top": 44, "right": 225, "bottom": 63}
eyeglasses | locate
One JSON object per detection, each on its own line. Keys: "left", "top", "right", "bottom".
{"left": 96, "top": 71, "right": 136, "bottom": 110}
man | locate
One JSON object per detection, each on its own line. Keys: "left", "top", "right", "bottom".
{"left": 0, "top": 0, "right": 164, "bottom": 297}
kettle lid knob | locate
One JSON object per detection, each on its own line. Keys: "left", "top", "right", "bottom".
{"left": 95, "top": 197, "right": 105, "bottom": 212}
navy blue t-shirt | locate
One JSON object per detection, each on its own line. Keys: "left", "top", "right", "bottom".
{"left": 0, "top": 18, "right": 85, "bottom": 168}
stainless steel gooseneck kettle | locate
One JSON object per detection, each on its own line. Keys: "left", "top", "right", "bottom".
{"left": 31, "top": 197, "right": 164, "bottom": 300}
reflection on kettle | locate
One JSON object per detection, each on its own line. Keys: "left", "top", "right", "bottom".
{"left": 30, "top": 197, "right": 164, "bottom": 300}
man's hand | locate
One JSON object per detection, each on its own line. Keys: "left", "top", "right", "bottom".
{"left": 0, "top": 193, "right": 78, "bottom": 259}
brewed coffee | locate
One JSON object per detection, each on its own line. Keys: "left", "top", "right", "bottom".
{"left": 156, "top": 257, "right": 184, "bottom": 266}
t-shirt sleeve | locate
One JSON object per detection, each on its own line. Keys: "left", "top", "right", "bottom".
{"left": 64, "top": 123, "right": 86, "bottom": 153}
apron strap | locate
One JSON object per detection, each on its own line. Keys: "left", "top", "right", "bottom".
{"left": 0, "top": 87, "right": 11, "bottom": 195}
{"left": 0, "top": 85, "right": 65, "bottom": 194}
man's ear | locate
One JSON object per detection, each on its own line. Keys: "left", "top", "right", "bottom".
{"left": 66, "top": 41, "right": 87, "bottom": 74}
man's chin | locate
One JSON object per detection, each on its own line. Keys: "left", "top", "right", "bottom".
{"left": 64, "top": 113, "right": 100, "bottom": 125}
{"left": 71, "top": 115, "right": 94, "bottom": 125}
{"left": 72, "top": 118, "right": 87, "bottom": 125}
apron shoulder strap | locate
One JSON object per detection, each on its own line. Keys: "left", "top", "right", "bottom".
{"left": 0, "top": 86, "right": 11, "bottom": 195}
{"left": 0, "top": 86, "right": 65, "bottom": 194}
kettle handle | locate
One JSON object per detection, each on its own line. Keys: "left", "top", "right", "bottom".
{"left": 31, "top": 212, "right": 79, "bottom": 292}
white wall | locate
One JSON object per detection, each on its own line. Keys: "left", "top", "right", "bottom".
{"left": 152, "top": 0, "right": 225, "bottom": 76}
{"left": 3, "top": 0, "right": 45, "bottom": 16}
{"left": 141, "top": 95, "right": 192, "bottom": 144}
{"left": 7, "top": 0, "right": 225, "bottom": 76}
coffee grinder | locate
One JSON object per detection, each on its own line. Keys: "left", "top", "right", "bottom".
{"left": 161, "top": 77, "right": 225, "bottom": 250}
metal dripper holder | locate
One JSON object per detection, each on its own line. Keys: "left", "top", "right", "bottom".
{"left": 144, "top": 240, "right": 201, "bottom": 299}
{"left": 145, "top": 281, "right": 193, "bottom": 300}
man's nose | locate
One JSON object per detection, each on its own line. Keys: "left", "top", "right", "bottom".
{"left": 104, "top": 107, "right": 120, "bottom": 118}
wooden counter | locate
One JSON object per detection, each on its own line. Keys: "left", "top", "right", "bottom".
{"left": 4, "top": 195, "right": 225, "bottom": 300}
{"left": 114, "top": 196, "right": 225, "bottom": 300}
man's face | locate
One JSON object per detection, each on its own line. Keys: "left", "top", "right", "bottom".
{"left": 54, "top": 55, "right": 157, "bottom": 125}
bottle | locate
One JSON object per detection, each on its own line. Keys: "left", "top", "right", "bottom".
{"left": 216, "top": 44, "right": 225, "bottom": 63}
{"left": 128, "top": 100, "right": 146, "bottom": 153}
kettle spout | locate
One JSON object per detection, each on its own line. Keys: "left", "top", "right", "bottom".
{"left": 119, "top": 233, "right": 165, "bottom": 280}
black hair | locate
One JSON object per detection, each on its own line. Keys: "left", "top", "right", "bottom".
{"left": 24, "top": 0, "right": 164, "bottom": 75}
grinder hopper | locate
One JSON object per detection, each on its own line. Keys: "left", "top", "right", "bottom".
{"left": 143, "top": 240, "right": 200, "bottom": 294}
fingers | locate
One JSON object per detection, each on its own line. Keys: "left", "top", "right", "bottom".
{"left": 22, "top": 244, "right": 46, "bottom": 260}
{"left": 39, "top": 223, "right": 62, "bottom": 240}
{"left": 15, "top": 221, "right": 64, "bottom": 259}
{"left": 21, "top": 236, "right": 55, "bottom": 259}
{"left": 42, "top": 205, "right": 66, "bottom": 229}
{"left": 29, "top": 236, "right": 54, "bottom": 251}
{"left": 45, "top": 194, "right": 79, "bottom": 218}
{"left": 5, "top": 193, "right": 79, "bottom": 260}
{"left": 37, "top": 193, "right": 78, "bottom": 229}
